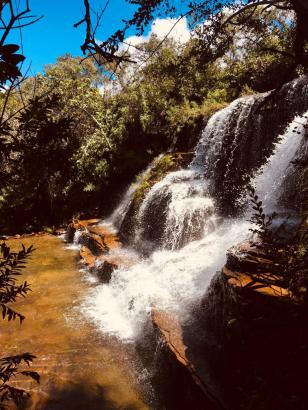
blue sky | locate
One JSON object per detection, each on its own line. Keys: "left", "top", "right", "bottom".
{"left": 6, "top": 0, "right": 142, "bottom": 74}
{"left": 4, "top": 1, "right": 230, "bottom": 75}
{"left": 5, "top": 0, "right": 193, "bottom": 75}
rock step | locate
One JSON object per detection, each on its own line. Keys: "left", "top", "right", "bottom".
{"left": 65, "top": 219, "right": 133, "bottom": 283}
{"left": 152, "top": 308, "right": 226, "bottom": 410}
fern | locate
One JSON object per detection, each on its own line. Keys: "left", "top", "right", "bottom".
{"left": 0, "top": 242, "right": 34, "bottom": 323}
{"left": 247, "top": 185, "right": 278, "bottom": 244}
{"left": 0, "top": 243, "right": 40, "bottom": 409}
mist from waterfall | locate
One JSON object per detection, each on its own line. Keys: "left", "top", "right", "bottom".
{"left": 81, "top": 88, "right": 308, "bottom": 341}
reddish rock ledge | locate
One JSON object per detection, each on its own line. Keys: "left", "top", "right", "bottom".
{"left": 151, "top": 308, "right": 226, "bottom": 410}
{"left": 223, "top": 242, "right": 289, "bottom": 298}
{"left": 66, "top": 219, "right": 134, "bottom": 282}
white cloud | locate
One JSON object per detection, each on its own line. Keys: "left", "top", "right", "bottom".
{"left": 98, "top": 17, "right": 191, "bottom": 94}
{"left": 151, "top": 17, "right": 191, "bottom": 43}
{"left": 123, "top": 16, "right": 191, "bottom": 51}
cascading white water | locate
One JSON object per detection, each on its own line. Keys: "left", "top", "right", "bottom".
{"left": 253, "top": 111, "right": 308, "bottom": 213}
{"left": 103, "top": 160, "right": 158, "bottom": 231}
{"left": 81, "top": 94, "right": 308, "bottom": 341}
{"left": 135, "top": 169, "right": 215, "bottom": 250}
{"left": 81, "top": 218, "right": 249, "bottom": 340}
{"left": 191, "top": 95, "right": 260, "bottom": 171}
{"left": 106, "top": 183, "right": 137, "bottom": 231}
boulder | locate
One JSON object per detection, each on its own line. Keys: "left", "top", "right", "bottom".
{"left": 211, "top": 240, "right": 308, "bottom": 410}
{"left": 80, "top": 246, "right": 96, "bottom": 266}
{"left": 90, "top": 259, "right": 118, "bottom": 283}
{"left": 224, "top": 242, "right": 288, "bottom": 297}
{"left": 65, "top": 219, "right": 99, "bottom": 243}
{"left": 65, "top": 222, "right": 78, "bottom": 243}
{"left": 87, "top": 225, "right": 121, "bottom": 249}
{"left": 75, "top": 223, "right": 129, "bottom": 284}
{"left": 76, "top": 232, "right": 108, "bottom": 256}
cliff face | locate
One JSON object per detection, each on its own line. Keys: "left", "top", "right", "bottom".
{"left": 151, "top": 308, "right": 226, "bottom": 410}
{"left": 280, "top": 134, "right": 308, "bottom": 213}
{"left": 192, "top": 76, "right": 308, "bottom": 215}
{"left": 119, "top": 152, "right": 194, "bottom": 247}
{"left": 218, "top": 243, "right": 308, "bottom": 410}
{"left": 151, "top": 238, "right": 308, "bottom": 410}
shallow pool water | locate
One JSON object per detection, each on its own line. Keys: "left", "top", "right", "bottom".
{"left": 1, "top": 234, "right": 149, "bottom": 410}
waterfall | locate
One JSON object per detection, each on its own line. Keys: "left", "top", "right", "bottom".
{"left": 81, "top": 77, "right": 308, "bottom": 341}
{"left": 82, "top": 218, "right": 249, "bottom": 340}
{"left": 106, "top": 183, "right": 137, "bottom": 231}
{"left": 253, "top": 111, "right": 308, "bottom": 213}
{"left": 134, "top": 169, "right": 215, "bottom": 251}
{"left": 104, "top": 160, "right": 158, "bottom": 231}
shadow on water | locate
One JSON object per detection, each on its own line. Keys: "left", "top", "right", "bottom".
{"left": 27, "top": 383, "right": 138, "bottom": 410}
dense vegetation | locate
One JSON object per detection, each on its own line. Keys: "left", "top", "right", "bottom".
{"left": 0, "top": 7, "right": 300, "bottom": 234}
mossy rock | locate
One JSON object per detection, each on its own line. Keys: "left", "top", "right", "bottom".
{"left": 119, "top": 152, "right": 193, "bottom": 244}
{"left": 132, "top": 153, "right": 193, "bottom": 207}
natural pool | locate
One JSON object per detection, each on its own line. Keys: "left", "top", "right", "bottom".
{"left": 1, "top": 234, "right": 149, "bottom": 410}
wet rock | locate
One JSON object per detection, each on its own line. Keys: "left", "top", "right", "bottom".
{"left": 65, "top": 222, "right": 77, "bottom": 243}
{"left": 211, "top": 243, "right": 308, "bottom": 410}
{"left": 87, "top": 225, "right": 121, "bottom": 250}
{"left": 54, "top": 228, "right": 66, "bottom": 236}
{"left": 65, "top": 218, "right": 100, "bottom": 243}
{"left": 91, "top": 260, "right": 118, "bottom": 283}
{"left": 279, "top": 130, "right": 308, "bottom": 213}
{"left": 226, "top": 242, "right": 273, "bottom": 274}
{"left": 119, "top": 152, "right": 193, "bottom": 245}
{"left": 224, "top": 242, "right": 288, "bottom": 297}
{"left": 77, "top": 218, "right": 100, "bottom": 228}
{"left": 80, "top": 246, "right": 96, "bottom": 266}
{"left": 151, "top": 308, "right": 225, "bottom": 410}
{"left": 77, "top": 232, "right": 108, "bottom": 256}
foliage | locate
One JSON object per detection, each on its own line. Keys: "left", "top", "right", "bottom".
{"left": 248, "top": 186, "right": 278, "bottom": 245}
{"left": 0, "top": 353, "right": 39, "bottom": 410}
{"left": 0, "top": 44, "right": 25, "bottom": 87}
{"left": 0, "top": 0, "right": 39, "bottom": 90}
{"left": 132, "top": 154, "right": 176, "bottom": 206}
{"left": 0, "top": 57, "right": 111, "bottom": 229}
{"left": 0, "top": 242, "right": 40, "bottom": 409}
{"left": 92, "top": 0, "right": 308, "bottom": 82}
{"left": 247, "top": 186, "right": 308, "bottom": 300}
{"left": 0, "top": 0, "right": 43, "bottom": 140}
{"left": 0, "top": 242, "right": 33, "bottom": 322}
{"left": 0, "top": 93, "right": 75, "bottom": 231}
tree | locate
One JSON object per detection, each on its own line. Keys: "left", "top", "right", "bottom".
{"left": 0, "top": 93, "right": 75, "bottom": 232}
{"left": 81, "top": 0, "right": 307, "bottom": 85}
{"left": 0, "top": 55, "right": 112, "bottom": 232}
{"left": 0, "top": 0, "right": 42, "bottom": 133}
